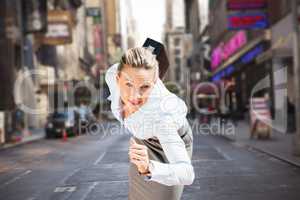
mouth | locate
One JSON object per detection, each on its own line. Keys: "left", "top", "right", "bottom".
{"left": 129, "top": 100, "right": 142, "bottom": 106}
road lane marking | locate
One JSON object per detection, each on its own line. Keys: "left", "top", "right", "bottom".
{"left": 93, "top": 151, "right": 106, "bottom": 165}
{"left": 80, "top": 182, "right": 99, "bottom": 200}
{"left": 215, "top": 147, "right": 233, "bottom": 161}
{"left": 54, "top": 186, "right": 77, "bottom": 193}
{"left": 60, "top": 167, "right": 81, "bottom": 185}
{"left": 0, "top": 170, "right": 32, "bottom": 189}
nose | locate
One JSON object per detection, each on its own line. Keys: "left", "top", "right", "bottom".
{"left": 130, "top": 88, "right": 142, "bottom": 99}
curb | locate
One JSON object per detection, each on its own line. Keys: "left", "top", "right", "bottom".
{"left": 222, "top": 134, "right": 300, "bottom": 168}
{"left": 244, "top": 143, "right": 300, "bottom": 168}
{"left": 0, "top": 134, "right": 45, "bottom": 151}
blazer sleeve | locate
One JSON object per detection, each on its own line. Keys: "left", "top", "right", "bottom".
{"left": 144, "top": 114, "right": 195, "bottom": 186}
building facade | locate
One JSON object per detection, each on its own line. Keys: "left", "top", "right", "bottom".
{"left": 207, "top": 0, "right": 300, "bottom": 155}
{"left": 0, "top": 0, "right": 109, "bottom": 145}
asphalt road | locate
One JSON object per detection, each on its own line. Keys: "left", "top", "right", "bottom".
{"left": 0, "top": 121, "right": 300, "bottom": 200}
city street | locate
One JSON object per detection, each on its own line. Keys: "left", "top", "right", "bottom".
{"left": 0, "top": 121, "right": 300, "bottom": 200}
{"left": 2, "top": 0, "right": 300, "bottom": 200}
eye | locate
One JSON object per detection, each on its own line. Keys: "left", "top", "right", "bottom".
{"left": 126, "top": 82, "right": 133, "bottom": 87}
{"left": 140, "top": 85, "right": 150, "bottom": 90}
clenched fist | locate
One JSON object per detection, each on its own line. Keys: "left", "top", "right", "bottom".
{"left": 129, "top": 138, "right": 151, "bottom": 175}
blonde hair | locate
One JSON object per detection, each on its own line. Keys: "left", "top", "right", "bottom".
{"left": 118, "top": 47, "right": 159, "bottom": 74}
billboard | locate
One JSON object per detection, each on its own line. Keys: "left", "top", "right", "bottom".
{"left": 39, "top": 10, "right": 73, "bottom": 45}
{"left": 228, "top": 12, "right": 269, "bottom": 30}
{"left": 227, "top": 0, "right": 267, "bottom": 10}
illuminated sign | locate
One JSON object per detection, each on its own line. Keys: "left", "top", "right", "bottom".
{"left": 228, "top": 12, "right": 269, "bottom": 30}
{"left": 225, "top": 65, "right": 235, "bottom": 75}
{"left": 211, "top": 31, "right": 247, "bottom": 70}
{"left": 211, "top": 43, "right": 265, "bottom": 82}
{"left": 212, "top": 65, "right": 235, "bottom": 82}
{"left": 212, "top": 74, "right": 222, "bottom": 82}
{"left": 241, "top": 44, "right": 264, "bottom": 64}
{"left": 227, "top": 0, "right": 267, "bottom": 10}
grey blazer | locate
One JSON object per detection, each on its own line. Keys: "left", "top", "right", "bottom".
{"left": 128, "top": 121, "right": 193, "bottom": 200}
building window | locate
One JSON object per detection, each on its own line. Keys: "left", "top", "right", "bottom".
{"left": 174, "top": 38, "right": 181, "bottom": 46}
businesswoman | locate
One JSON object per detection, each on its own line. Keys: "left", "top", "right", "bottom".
{"left": 105, "top": 47, "right": 195, "bottom": 200}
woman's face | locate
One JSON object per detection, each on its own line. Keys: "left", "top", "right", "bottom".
{"left": 116, "top": 64, "right": 157, "bottom": 109}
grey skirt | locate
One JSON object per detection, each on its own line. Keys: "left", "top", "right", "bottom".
{"left": 128, "top": 120, "right": 193, "bottom": 200}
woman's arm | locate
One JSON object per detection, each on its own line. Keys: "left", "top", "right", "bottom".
{"left": 144, "top": 117, "right": 195, "bottom": 186}
{"left": 130, "top": 118, "right": 194, "bottom": 186}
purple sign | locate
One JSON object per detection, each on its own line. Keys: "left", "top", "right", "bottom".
{"left": 211, "top": 31, "right": 247, "bottom": 71}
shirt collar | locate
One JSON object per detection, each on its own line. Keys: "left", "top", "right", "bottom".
{"left": 105, "top": 63, "right": 187, "bottom": 139}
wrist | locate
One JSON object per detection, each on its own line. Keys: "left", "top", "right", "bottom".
{"left": 139, "top": 171, "right": 151, "bottom": 178}
{"left": 139, "top": 167, "right": 150, "bottom": 175}
{"left": 139, "top": 163, "right": 151, "bottom": 176}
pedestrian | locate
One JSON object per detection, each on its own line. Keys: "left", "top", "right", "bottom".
{"left": 105, "top": 47, "right": 195, "bottom": 200}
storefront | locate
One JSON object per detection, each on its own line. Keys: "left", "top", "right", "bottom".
{"left": 210, "top": 31, "right": 271, "bottom": 119}
{"left": 257, "top": 13, "right": 296, "bottom": 133}
{"left": 0, "top": 0, "right": 24, "bottom": 143}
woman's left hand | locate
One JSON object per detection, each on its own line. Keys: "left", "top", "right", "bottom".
{"left": 129, "top": 138, "right": 150, "bottom": 175}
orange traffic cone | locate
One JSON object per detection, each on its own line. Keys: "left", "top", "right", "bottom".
{"left": 62, "top": 129, "right": 68, "bottom": 142}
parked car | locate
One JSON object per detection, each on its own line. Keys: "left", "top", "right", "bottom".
{"left": 45, "top": 109, "right": 79, "bottom": 138}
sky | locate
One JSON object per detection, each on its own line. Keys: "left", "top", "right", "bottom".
{"left": 120, "top": 0, "right": 209, "bottom": 46}
{"left": 130, "top": 0, "right": 166, "bottom": 45}
{"left": 199, "top": 0, "right": 209, "bottom": 32}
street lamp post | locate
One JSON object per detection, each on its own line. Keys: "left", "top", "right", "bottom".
{"left": 291, "top": 0, "right": 300, "bottom": 156}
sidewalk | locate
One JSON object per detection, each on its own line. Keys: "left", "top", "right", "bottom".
{"left": 223, "top": 120, "right": 300, "bottom": 167}
{"left": 0, "top": 128, "right": 45, "bottom": 150}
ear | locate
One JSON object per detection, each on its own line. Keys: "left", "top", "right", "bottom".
{"left": 116, "top": 72, "right": 120, "bottom": 83}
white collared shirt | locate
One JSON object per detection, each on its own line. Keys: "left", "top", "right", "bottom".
{"left": 105, "top": 63, "right": 195, "bottom": 186}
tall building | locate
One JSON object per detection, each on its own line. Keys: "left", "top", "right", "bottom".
{"left": 102, "top": 0, "right": 123, "bottom": 67}
{"left": 184, "top": 0, "right": 206, "bottom": 82}
{"left": 0, "top": 0, "right": 23, "bottom": 145}
{"left": 0, "top": 0, "right": 92, "bottom": 145}
{"left": 165, "top": 0, "right": 191, "bottom": 85}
